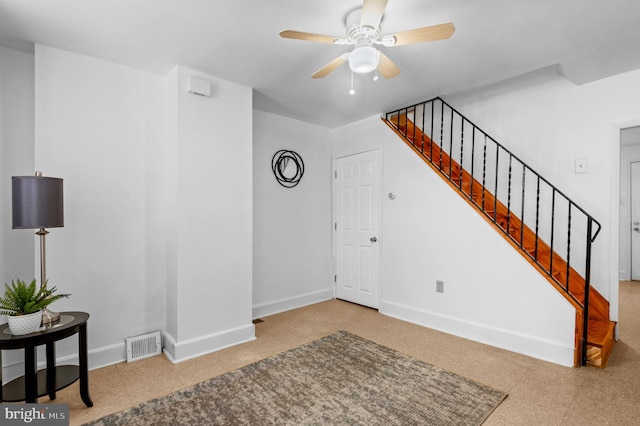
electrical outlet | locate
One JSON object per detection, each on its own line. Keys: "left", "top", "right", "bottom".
{"left": 436, "top": 280, "right": 444, "bottom": 293}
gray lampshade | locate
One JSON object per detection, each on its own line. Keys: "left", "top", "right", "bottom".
{"left": 12, "top": 176, "right": 64, "bottom": 229}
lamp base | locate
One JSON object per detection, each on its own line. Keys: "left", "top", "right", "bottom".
{"left": 42, "top": 308, "right": 60, "bottom": 324}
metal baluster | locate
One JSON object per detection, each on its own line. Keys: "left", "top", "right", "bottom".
{"left": 412, "top": 106, "right": 417, "bottom": 149}
{"left": 566, "top": 204, "right": 572, "bottom": 291}
{"left": 430, "top": 101, "right": 434, "bottom": 162}
{"left": 482, "top": 135, "right": 487, "bottom": 212}
{"left": 439, "top": 101, "right": 444, "bottom": 170}
{"left": 493, "top": 142, "right": 499, "bottom": 222}
{"left": 507, "top": 155, "right": 513, "bottom": 236}
{"left": 449, "top": 108, "right": 454, "bottom": 180}
{"left": 421, "top": 102, "right": 426, "bottom": 155}
{"left": 520, "top": 165, "right": 526, "bottom": 246}
{"left": 582, "top": 219, "right": 593, "bottom": 366}
{"left": 534, "top": 176, "right": 540, "bottom": 261}
{"left": 550, "top": 191, "right": 556, "bottom": 276}
{"left": 470, "top": 128, "right": 476, "bottom": 204}
{"left": 459, "top": 117, "right": 465, "bottom": 189}
{"left": 404, "top": 108, "right": 409, "bottom": 139}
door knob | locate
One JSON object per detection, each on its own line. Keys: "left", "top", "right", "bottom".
{"left": 370, "top": 237, "right": 377, "bottom": 242}
{"left": 634, "top": 227, "right": 640, "bottom": 233}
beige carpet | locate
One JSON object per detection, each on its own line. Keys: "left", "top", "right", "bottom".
{"left": 84, "top": 331, "right": 507, "bottom": 425}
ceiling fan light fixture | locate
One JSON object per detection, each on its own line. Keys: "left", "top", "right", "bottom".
{"left": 348, "top": 46, "right": 380, "bottom": 74}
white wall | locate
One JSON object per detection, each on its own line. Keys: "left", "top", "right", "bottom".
{"left": 0, "top": 46, "right": 37, "bottom": 376}
{"left": 33, "top": 45, "right": 167, "bottom": 370}
{"left": 162, "top": 66, "right": 254, "bottom": 362}
{"left": 0, "top": 47, "right": 34, "bottom": 286}
{"left": 252, "top": 110, "right": 333, "bottom": 318}
{"left": 446, "top": 66, "right": 640, "bottom": 323}
{"left": 0, "top": 47, "right": 256, "bottom": 380}
{"left": 27, "top": 48, "right": 256, "bottom": 371}
{"left": 333, "top": 116, "right": 576, "bottom": 366}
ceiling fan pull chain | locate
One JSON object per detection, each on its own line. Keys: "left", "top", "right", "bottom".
{"left": 349, "top": 71, "right": 355, "bottom": 95}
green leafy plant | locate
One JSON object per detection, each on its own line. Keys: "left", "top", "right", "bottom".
{"left": 0, "top": 279, "right": 70, "bottom": 316}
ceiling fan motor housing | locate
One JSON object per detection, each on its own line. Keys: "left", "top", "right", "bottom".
{"left": 346, "top": 9, "right": 380, "bottom": 46}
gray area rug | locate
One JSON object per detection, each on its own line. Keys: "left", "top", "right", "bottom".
{"left": 84, "top": 331, "right": 507, "bottom": 425}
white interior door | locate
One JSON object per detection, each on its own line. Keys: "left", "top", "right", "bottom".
{"left": 335, "top": 150, "right": 380, "bottom": 308}
{"left": 631, "top": 162, "right": 640, "bottom": 280}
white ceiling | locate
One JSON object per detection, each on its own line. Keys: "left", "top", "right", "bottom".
{"left": 1, "top": 0, "right": 639, "bottom": 128}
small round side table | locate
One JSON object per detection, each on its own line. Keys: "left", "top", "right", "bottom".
{"left": 0, "top": 311, "right": 93, "bottom": 406}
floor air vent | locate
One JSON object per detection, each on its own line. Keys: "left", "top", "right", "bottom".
{"left": 126, "top": 331, "right": 161, "bottom": 362}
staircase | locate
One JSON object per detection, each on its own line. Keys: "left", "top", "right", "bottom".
{"left": 383, "top": 97, "right": 615, "bottom": 367}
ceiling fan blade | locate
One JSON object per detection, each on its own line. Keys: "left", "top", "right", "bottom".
{"left": 361, "top": 0, "right": 389, "bottom": 28}
{"left": 311, "top": 54, "right": 349, "bottom": 79}
{"left": 279, "top": 30, "right": 343, "bottom": 44}
{"left": 377, "top": 51, "right": 401, "bottom": 79}
{"left": 387, "top": 22, "right": 455, "bottom": 46}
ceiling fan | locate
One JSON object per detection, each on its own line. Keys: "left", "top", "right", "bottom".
{"left": 279, "top": 0, "right": 455, "bottom": 79}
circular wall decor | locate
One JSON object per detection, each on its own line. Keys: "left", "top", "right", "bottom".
{"left": 272, "top": 150, "right": 304, "bottom": 188}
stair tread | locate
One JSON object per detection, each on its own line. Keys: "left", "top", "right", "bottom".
{"left": 587, "top": 318, "right": 616, "bottom": 347}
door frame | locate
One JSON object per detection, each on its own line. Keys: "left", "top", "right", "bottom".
{"left": 332, "top": 148, "right": 383, "bottom": 308}
{"left": 613, "top": 120, "right": 640, "bottom": 335}
{"left": 631, "top": 161, "right": 640, "bottom": 280}
{"left": 620, "top": 144, "right": 640, "bottom": 281}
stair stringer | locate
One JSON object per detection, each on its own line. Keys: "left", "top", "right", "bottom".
{"left": 377, "top": 119, "right": 577, "bottom": 366}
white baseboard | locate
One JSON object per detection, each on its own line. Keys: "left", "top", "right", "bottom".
{"left": 2, "top": 322, "right": 259, "bottom": 382}
{"left": 1, "top": 342, "right": 126, "bottom": 384}
{"left": 252, "top": 288, "right": 334, "bottom": 319}
{"left": 88, "top": 342, "right": 127, "bottom": 370}
{"left": 380, "top": 300, "right": 574, "bottom": 367}
{"left": 162, "top": 323, "right": 256, "bottom": 364}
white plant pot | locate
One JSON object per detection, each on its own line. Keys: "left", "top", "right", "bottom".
{"left": 8, "top": 311, "right": 42, "bottom": 336}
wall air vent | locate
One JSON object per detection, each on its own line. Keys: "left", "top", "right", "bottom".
{"left": 126, "top": 331, "right": 162, "bottom": 362}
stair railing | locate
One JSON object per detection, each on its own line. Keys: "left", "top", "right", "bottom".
{"left": 384, "top": 97, "right": 601, "bottom": 366}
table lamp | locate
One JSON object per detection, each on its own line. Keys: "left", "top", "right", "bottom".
{"left": 12, "top": 171, "right": 64, "bottom": 324}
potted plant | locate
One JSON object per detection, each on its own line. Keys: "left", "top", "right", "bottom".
{"left": 0, "top": 279, "right": 70, "bottom": 335}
